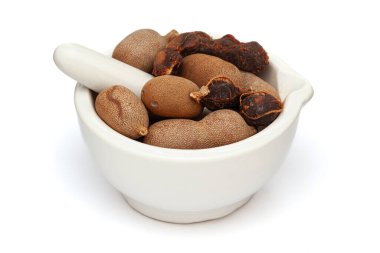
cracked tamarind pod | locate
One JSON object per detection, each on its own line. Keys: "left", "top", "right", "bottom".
{"left": 240, "top": 93, "right": 283, "bottom": 128}
{"left": 152, "top": 48, "right": 183, "bottom": 76}
{"left": 113, "top": 29, "right": 178, "bottom": 73}
{"left": 152, "top": 32, "right": 212, "bottom": 76}
{"left": 190, "top": 76, "right": 241, "bottom": 111}
{"left": 166, "top": 31, "right": 213, "bottom": 54}
{"left": 152, "top": 31, "right": 269, "bottom": 76}
{"left": 238, "top": 71, "right": 283, "bottom": 128}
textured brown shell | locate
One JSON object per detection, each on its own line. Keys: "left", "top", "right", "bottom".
{"left": 237, "top": 71, "right": 283, "bottom": 128}
{"left": 95, "top": 85, "right": 149, "bottom": 139}
{"left": 112, "top": 29, "right": 178, "bottom": 73}
{"left": 144, "top": 109, "right": 257, "bottom": 149}
{"left": 180, "top": 54, "right": 241, "bottom": 87}
{"left": 141, "top": 75, "right": 203, "bottom": 118}
{"left": 238, "top": 71, "right": 280, "bottom": 100}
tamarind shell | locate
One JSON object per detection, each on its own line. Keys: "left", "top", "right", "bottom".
{"left": 239, "top": 92, "right": 283, "bottom": 127}
{"left": 144, "top": 109, "right": 257, "bottom": 149}
{"left": 238, "top": 71, "right": 280, "bottom": 99}
{"left": 152, "top": 31, "right": 269, "bottom": 76}
{"left": 180, "top": 54, "right": 242, "bottom": 87}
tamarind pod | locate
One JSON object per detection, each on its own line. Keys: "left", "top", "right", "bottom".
{"left": 152, "top": 31, "right": 269, "bottom": 76}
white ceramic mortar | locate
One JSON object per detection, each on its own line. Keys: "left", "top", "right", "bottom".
{"left": 74, "top": 54, "right": 313, "bottom": 223}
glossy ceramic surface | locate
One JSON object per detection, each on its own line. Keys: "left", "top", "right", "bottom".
{"left": 74, "top": 54, "right": 313, "bottom": 223}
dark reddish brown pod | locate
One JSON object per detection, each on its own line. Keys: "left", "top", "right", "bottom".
{"left": 239, "top": 92, "right": 283, "bottom": 128}
{"left": 152, "top": 31, "right": 269, "bottom": 76}
{"left": 190, "top": 76, "right": 241, "bottom": 111}
{"left": 165, "top": 31, "right": 212, "bottom": 54}
{"left": 215, "top": 41, "right": 269, "bottom": 74}
{"left": 152, "top": 48, "right": 183, "bottom": 76}
{"left": 152, "top": 31, "right": 212, "bottom": 76}
{"left": 213, "top": 34, "right": 241, "bottom": 49}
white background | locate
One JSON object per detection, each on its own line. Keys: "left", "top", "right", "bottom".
{"left": 0, "top": 0, "right": 379, "bottom": 252}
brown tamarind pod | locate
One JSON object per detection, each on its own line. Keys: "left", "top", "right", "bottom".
{"left": 190, "top": 76, "right": 241, "bottom": 111}
{"left": 113, "top": 29, "right": 179, "bottom": 73}
{"left": 239, "top": 92, "right": 283, "bottom": 128}
{"left": 238, "top": 71, "right": 283, "bottom": 128}
{"left": 165, "top": 31, "right": 212, "bottom": 53}
{"left": 144, "top": 109, "right": 257, "bottom": 149}
{"left": 152, "top": 32, "right": 212, "bottom": 76}
{"left": 141, "top": 75, "right": 203, "bottom": 118}
{"left": 152, "top": 48, "right": 183, "bottom": 75}
{"left": 152, "top": 31, "right": 269, "bottom": 76}
{"left": 180, "top": 54, "right": 242, "bottom": 88}
{"left": 164, "top": 29, "right": 180, "bottom": 42}
{"left": 213, "top": 34, "right": 241, "bottom": 49}
{"left": 95, "top": 85, "right": 149, "bottom": 139}
{"left": 215, "top": 41, "right": 269, "bottom": 74}
{"left": 212, "top": 35, "right": 269, "bottom": 73}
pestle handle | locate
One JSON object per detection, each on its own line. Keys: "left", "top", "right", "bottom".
{"left": 53, "top": 43, "right": 153, "bottom": 95}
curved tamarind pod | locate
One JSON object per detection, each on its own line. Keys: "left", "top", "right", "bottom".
{"left": 238, "top": 71, "right": 282, "bottom": 128}
{"left": 144, "top": 109, "right": 257, "bottom": 149}
{"left": 152, "top": 32, "right": 269, "bottom": 76}
{"left": 180, "top": 54, "right": 242, "bottom": 88}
